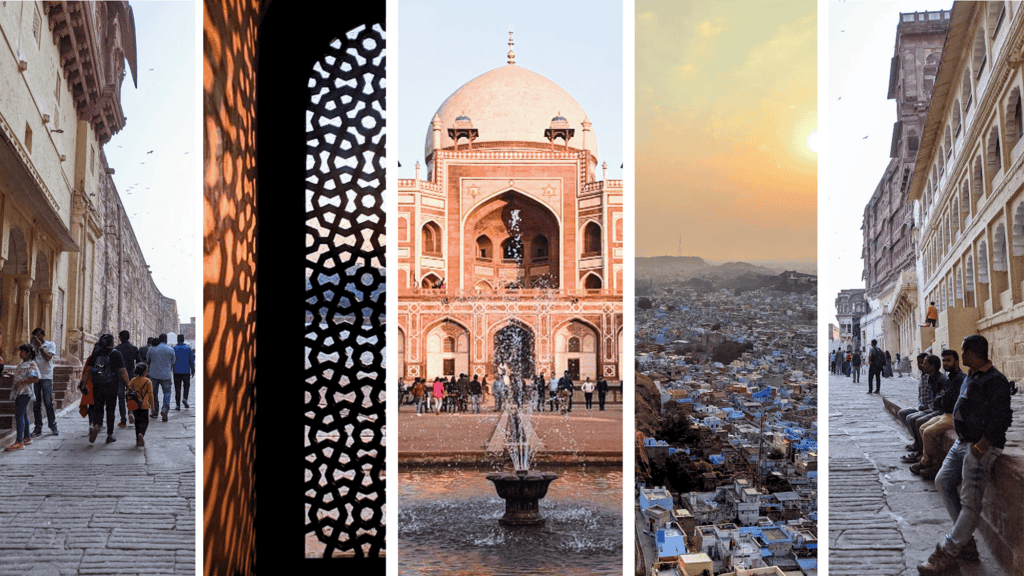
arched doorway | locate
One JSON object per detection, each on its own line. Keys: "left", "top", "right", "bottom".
{"left": 464, "top": 191, "right": 560, "bottom": 290}
{"left": 425, "top": 320, "right": 470, "bottom": 379}
{"left": 493, "top": 321, "right": 535, "bottom": 379}
{"left": 554, "top": 320, "right": 598, "bottom": 382}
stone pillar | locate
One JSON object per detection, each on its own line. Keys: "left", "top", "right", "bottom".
{"left": 0, "top": 272, "right": 13, "bottom": 361}
{"left": 38, "top": 291, "right": 53, "bottom": 336}
{"left": 16, "top": 275, "right": 33, "bottom": 347}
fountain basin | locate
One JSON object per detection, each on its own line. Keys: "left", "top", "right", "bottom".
{"left": 486, "top": 470, "right": 559, "bottom": 526}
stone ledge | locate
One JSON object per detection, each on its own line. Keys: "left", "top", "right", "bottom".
{"left": 884, "top": 397, "right": 1024, "bottom": 575}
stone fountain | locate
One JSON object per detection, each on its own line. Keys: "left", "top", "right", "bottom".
{"left": 486, "top": 367, "right": 559, "bottom": 526}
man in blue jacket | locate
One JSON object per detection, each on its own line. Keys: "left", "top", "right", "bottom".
{"left": 918, "top": 335, "right": 1014, "bottom": 574}
{"left": 173, "top": 334, "right": 195, "bottom": 410}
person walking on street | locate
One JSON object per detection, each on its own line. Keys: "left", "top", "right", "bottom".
{"left": 850, "top": 349, "right": 862, "bottom": 383}
{"left": 867, "top": 339, "right": 884, "bottom": 394}
{"left": 30, "top": 328, "right": 59, "bottom": 436}
{"left": 7, "top": 344, "right": 40, "bottom": 451}
{"left": 173, "top": 334, "right": 195, "bottom": 410}
{"left": 138, "top": 337, "right": 154, "bottom": 367}
{"left": 917, "top": 335, "right": 1014, "bottom": 574}
{"left": 80, "top": 334, "right": 130, "bottom": 444}
{"left": 146, "top": 334, "right": 176, "bottom": 422}
{"left": 114, "top": 330, "right": 141, "bottom": 428}
{"left": 127, "top": 363, "right": 154, "bottom": 447}
{"left": 597, "top": 377, "right": 609, "bottom": 411}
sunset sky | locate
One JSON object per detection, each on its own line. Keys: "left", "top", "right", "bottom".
{"left": 636, "top": 0, "right": 816, "bottom": 263}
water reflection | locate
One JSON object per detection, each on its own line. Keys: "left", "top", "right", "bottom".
{"left": 399, "top": 467, "right": 621, "bottom": 575}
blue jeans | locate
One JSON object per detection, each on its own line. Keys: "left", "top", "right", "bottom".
{"left": 33, "top": 379, "right": 57, "bottom": 431}
{"left": 935, "top": 439, "right": 1002, "bottom": 553}
{"left": 471, "top": 394, "right": 481, "bottom": 413}
{"left": 152, "top": 379, "right": 172, "bottom": 414}
{"left": 15, "top": 395, "right": 31, "bottom": 442}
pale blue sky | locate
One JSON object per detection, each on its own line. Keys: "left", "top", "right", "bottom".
{"left": 394, "top": 0, "right": 623, "bottom": 179}
{"left": 104, "top": 1, "right": 197, "bottom": 325}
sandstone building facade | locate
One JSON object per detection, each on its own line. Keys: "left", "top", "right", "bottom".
{"left": 907, "top": 1, "right": 1024, "bottom": 381}
{"left": 397, "top": 45, "right": 623, "bottom": 383}
{"left": 860, "top": 10, "right": 951, "bottom": 361}
{"left": 0, "top": 2, "right": 178, "bottom": 420}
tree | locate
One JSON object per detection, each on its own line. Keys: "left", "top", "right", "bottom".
{"left": 638, "top": 297, "right": 653, "bottom": 310}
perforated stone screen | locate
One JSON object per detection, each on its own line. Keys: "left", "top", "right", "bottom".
{"left": 303, "top": 23, "right": 386, "bottom": 558}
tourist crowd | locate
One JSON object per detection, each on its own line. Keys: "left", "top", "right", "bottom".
{"left": 399, "top": 371, "right": 610, "bottom": 415}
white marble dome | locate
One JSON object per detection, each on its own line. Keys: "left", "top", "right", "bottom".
{"left": 425, "top": 63, "right": 598, "bottom": 161}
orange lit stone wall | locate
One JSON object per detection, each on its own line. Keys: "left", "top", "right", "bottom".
{"left": 202, "top": 0, "right": 259, "bottom": 574}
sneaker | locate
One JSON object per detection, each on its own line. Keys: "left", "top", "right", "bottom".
{"left": 105, "top": 436, "right": 116, "bottom": 444}
{"left": 136, "top": 433, "right": 145, "bottom": 447}
{"left": 902, "top": 453, "right": 921, "bottom": 463}
{"left": 162, "top": 412, "right": 168, "bottom": 422}
{"left": 176, "top": 405, "right": 181, "bottom": 411}
{"left": 31, "top": 429, "right": 42, "bottom": 437}
{"left": 183, "top": 400, "right": 189, "bottom": 409}
{"left": 5, "top": 442, "right": 23, "bottom": 451}
{"left": 22, "top": 437, "right": 31, "bottom": 445}
{"left": 49, "top": 428, "right": 58, "bottom": 436}
{"left": 128, "top": 413, "right": 134, "bottom": 424}
{"left": 918, "top": 543, "right": 959, "bottom": 575}
{"left": 88, "top": 426, "right": 99, "bottom": 443}
{"left": 118, "top": 421, "right": 127, "bottom": 428}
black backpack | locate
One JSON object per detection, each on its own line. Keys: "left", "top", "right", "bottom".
{"left": 91, "top": 352, "right": 116, "bottom": 387}
{"left": 870, "top": 347, "right": 885, "bottom": 367}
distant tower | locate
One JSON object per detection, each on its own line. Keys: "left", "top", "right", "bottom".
{"left": 677, "top": 234, "right": 682, "bottom": 258}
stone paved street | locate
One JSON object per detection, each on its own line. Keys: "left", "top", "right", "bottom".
{"left": 0, "top": 386, "right": 195, "bottom": 576}
{"left": 828, "top": 371, "right": 1008, "bottom": 576}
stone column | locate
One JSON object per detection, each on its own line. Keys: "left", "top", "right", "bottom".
{"left": 16, "top": 274, "right": 33, "bottom": 347}
{"left": 38, "top": 291, "right": 53, "bottom": 337}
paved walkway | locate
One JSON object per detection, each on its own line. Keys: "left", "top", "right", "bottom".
{"left": 0, "top": 387, "right": 195, "bottom": 575}
{"left": 828, "top": 371, "right": 1007, "bottom": 576}
{"left": 398, "top": 398, "right": 622, "bottom": 460}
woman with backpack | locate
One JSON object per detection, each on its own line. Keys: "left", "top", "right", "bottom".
{"left": 79, "top": 334, "right": 130, "bottom": 444}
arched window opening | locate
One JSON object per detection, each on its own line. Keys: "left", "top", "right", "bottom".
{"left": 532, "top": 234, "right": 549, "bottom": 260}
{"left": 978, "top": 242, "right": 990, "bottom": 283}
{"left": 951, "top": 195, "right": 960, "bottom": 237}
{"left": 476, "top": 235, "right": 492, "bottom": 260}
{"left": 582, "top": 222, "right": 601, "bottom": 255}
{"left": 966, "top": 255, "right": 975, "bottom": 291}
{"left": 956, "top": 268, "right": 964, "bottom": 301}
{"left": 994, "top": 224, "right": 1008, "bottom": 272}
{"left": 963, "top": 68, "right": 973, "bottom": 111}
{"left": 973, "top": 157, "right": 984, "bottom": 200}
{"left": 583, "top": 273, "right": 602, "bottom": 290}
{"left": 943, "top": 126, "right": 952, "bottom": 160}
{"left": 987, "top": 127, "right": 1002, "bottom": 182}
{"left": 1007, "top": 88, "right": 1022, "bottom": 146}
{"left": 443, "top": 336, "right": 455, "bottom": 353}
{"left": 953, "top": 100, "right": 962, "bottom": 137}
{"left": 501, "top": 237, "right": 523, "bottom": 261}
{"left": 1013, "top": 203, "right": 1024, "bottom": 256}
{"left": 961, "top": 181, "right": 971, "bottom": 226}
{"left": 973, "top": 27, "right": 987, "bottom": 79}
{"left": 422, "top": 221, "right": 443, "bottom": 256}
{"left": 568, "top": 336, "right": 581, "bottom": 353}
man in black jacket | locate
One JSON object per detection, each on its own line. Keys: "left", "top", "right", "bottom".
{"left": 909, "top": 351, "right": 964, "bottom": 478}
{"left": 918, "top": 335, "right": 1014, "bottom": 574}
{"left": 867, "top": 339, "right": 884, "bottom": 393}
{"left": 596, "top": 377, "right": 609, "bottom": 411}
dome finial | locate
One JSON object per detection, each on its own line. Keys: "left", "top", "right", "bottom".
{"left": 507, "top": 26, "right": 515, "bottom": 65}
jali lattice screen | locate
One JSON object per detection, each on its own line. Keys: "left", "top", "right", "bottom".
{"left": 303, "top": 23, "right": 386, "bottom": 558}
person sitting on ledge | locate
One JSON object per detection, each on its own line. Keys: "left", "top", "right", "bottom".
{"left": 917, "top": 335, "right": 1014, "bottom": 574}
{"left": 908, "top": 350, "right": 963, "bottom": 480}
{"left": 920, "top": 301, "right": 938, "bottom": 327}
{"left": 899, "top": 354, "right": 941, "bottom": 459}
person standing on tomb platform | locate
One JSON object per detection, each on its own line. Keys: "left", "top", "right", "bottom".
{"left": 533, "top": 372, "right": 546, "bottom": 411}
{"left": 918, "top": 335, "right": 1014, "bottom": 574}
{"left": 30, "top": 328, "right": 59, "bottom": 437}
{"left": 597, "top": 377, "right": 609, "bottom": 411}
{"left": 469, "top": 374, "right": 482, "bottom": 414}
{"left": 412, "top": 378, "right": 426, "bottom": 415}
{"left": 582, "top": 377, "right": 596, "bottom": 410}
{"left": 493, "top": 373, "right": 505, "bottom": 412}
{"left": 114, "top": 330, "right": 141, "bottom": 428}
{"left": 146, "top": 334, "right": 177, "bottom": 422}
{"left": 548, "top": 374, "right": 559, "bottom": 412}
{"left": 172, "top": 334, "right": 195, "bottom": 410}
{"left": 432, "top": 377, "right": 444, "bottom": 415}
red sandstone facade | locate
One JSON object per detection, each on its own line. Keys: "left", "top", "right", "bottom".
{"left": 397, "top": 62, "right": 623, "bottom": 383}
